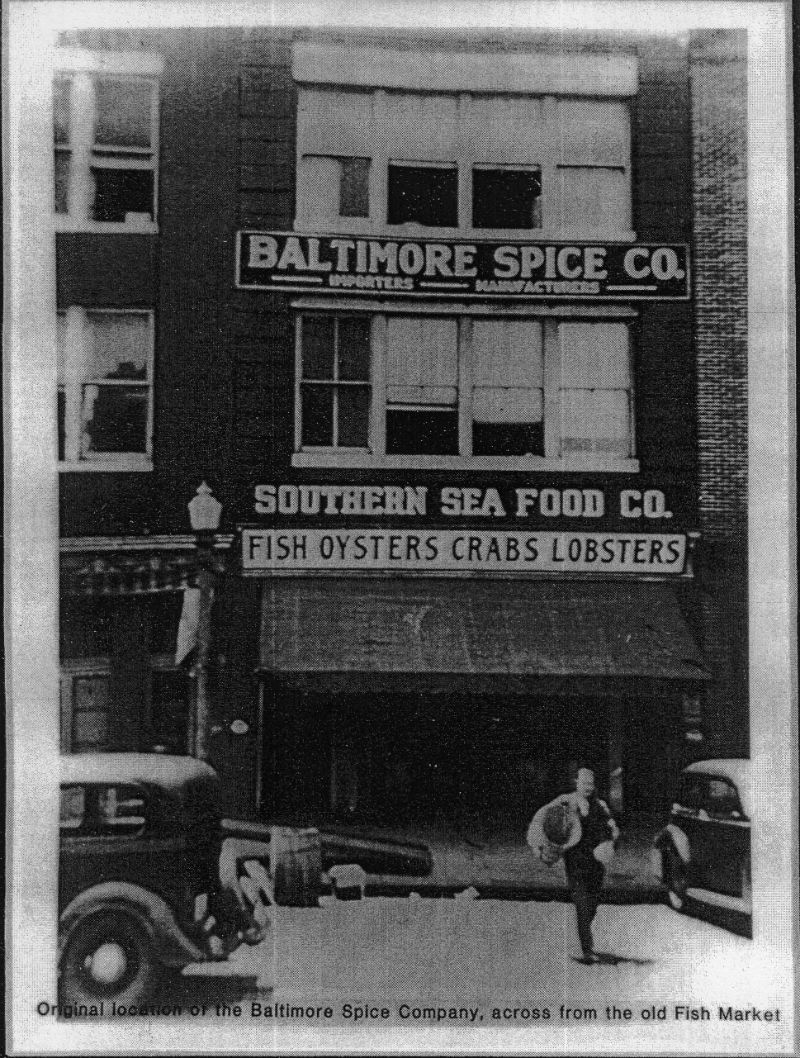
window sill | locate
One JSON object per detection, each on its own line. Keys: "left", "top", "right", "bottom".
{"left": 55, "top": 217, "right": 158, "bottom": 236}
{"left": 59, "top": 460, "right": 153, "bottom": 473}
{"left": 292, "top": 451, "right": 639, "bottom": 472}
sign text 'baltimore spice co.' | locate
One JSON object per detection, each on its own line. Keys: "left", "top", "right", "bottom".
{"left": 236, "top": 232, "right": 690, "bottom": 301}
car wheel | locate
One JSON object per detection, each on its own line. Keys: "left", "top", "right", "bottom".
{"left": 60, "top": 910, "right": 160, "bottom": 1008}
{"left": 664, "top": 846, "right": 688, "bottom": 911}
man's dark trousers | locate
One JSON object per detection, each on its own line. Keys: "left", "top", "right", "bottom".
{"left": 564, "top": 852, "right": 605, "bottom": 957}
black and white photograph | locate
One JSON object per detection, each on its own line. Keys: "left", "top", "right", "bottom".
{"left": 5, "top": 0, "right": 795, "bottom": 1053}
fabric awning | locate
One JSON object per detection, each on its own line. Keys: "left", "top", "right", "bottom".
{"left": 258, "top": 578, "right": 709, "bottom": 687}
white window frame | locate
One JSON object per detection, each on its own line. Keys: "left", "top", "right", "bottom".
{"left": 295, "top": 86, "right": 634, "bottom": 241}
{"left": 292, "top": 300, "right": 638, "bottom": 471}
{"left": 294, "top": 314, "right": 372, "bottom": 452}
{"left": 58, "top": 306, "right": 155, "bottom": 471}
{"left": 54, "top": 49, "right": 162, "bottom": 234}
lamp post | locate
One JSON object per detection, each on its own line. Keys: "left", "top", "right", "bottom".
{"left": 187, "top": 481, "right": 222, "bottom": 762}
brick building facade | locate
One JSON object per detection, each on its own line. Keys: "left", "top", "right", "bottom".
{"left": 52, "top": 26, "right": 748, "bottom": 824}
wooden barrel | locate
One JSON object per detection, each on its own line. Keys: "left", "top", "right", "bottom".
{"left": 270, "top": 826, "right": 322, "bottom": 907}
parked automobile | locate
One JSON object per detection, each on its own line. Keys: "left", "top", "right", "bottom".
{"left": 652, "top": 758, "right": 751, "bottom": 934}
{"left": 59, "top": 754, "right": 269, "bottom": 1008}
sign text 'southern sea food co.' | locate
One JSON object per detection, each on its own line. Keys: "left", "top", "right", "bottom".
{"left": 237, "top": 232, "right": 691, "bottom": 300}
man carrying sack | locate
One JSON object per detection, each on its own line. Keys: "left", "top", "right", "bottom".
{"left": 527, "top": 766, "right": 620, "bottom": 963}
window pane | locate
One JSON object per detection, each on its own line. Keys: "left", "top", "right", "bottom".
{"left": 386, "top": 408, "right": 458, "bottom": 455}
{"left": 473, "top": 387, "right": 543, "bottom": 423}
{"left": 85, "top": 313, "right": 150, "bottom": 379}
{"left": 340, "top": 157, "right": 370, "bottom": 217}
{"left": 60, "top": 787, "right": 85, "bottom": 829}
{"left": 472, "top": 168, "right": 541, "bottom": 229}
{"left": 473, "top": 320, "right": 543, "bottom": 388}
{"left": 301, "top": 385, "right": 334, "bottom": 446}
{"left": 58, "top": 389, "right": 66, "bottom": 461}
{"left": 81, "top": 385, "right": 149, "bottom": 454}
{"left": 94, "top": 78, "right": 153, "bottom": 148}
{"left": 337, "top": 317, "right": 370, "bottom": 380}
{"left": 337, "top": 386, "right": 370, "bottom": 447}
{"left": 54, "top": 78, "right": 71, "bottom": 144}
{"left": 387, "top": 165, "right": 458, "bottom": 227}
{"left": 561, "top": 389, "right": 631, "bottom": 457}
{"left": 560, "top": 323, "right": 630, "bottom": 387}
{"left": 55, "top": 151, "right": 70, "bottom": 214}
{"left": 559, "top": 166, "right": 629, "bottom": 232}
{"left": 297, "top": 156, "right": 341, "bottom": 226}
{"left": 302, "top": 317, "right": 335, "bottom": 379}
{"left": 386, "top": 317, "right": 457, "bottom": 401}
{"left": 73, "top": 711, "right": 110, "bottom": 751}
{"left": 92, "top": 167, "right": 154, "bottom": 223}
{"left": 473, "top": 422, "right": 544, "bottom": 457}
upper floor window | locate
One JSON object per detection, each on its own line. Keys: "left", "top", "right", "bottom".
{"left": 57, "top": 307, "right": 154, "bottom": 469}
{"left": 295, "top": 87, "right": 631, "bottom": 238}
{"left": 294, "top": 310, "right": 636, "bottom": 470}
{"left": 54, "top": 50, "right": 161, "bottom": 231}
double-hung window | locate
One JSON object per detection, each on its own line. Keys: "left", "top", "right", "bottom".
{"left": 58, "top": 307, "right": 154, "bottom": 468}
{"left": 297, "top": 316, "right": 371, "bottom": 450}
{"left": 294, "top": 310, "right": 635, "bottom": 469}
{"left": 54, "top": 51, "right": 161, "bottom": 230}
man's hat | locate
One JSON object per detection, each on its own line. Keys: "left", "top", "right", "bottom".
{"left": 541, "top": 800, "right": 581, "bottom": 850}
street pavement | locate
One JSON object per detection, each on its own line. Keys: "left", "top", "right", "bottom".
{"left": 178, "top": 896, "right": 759, "bottom": 1013}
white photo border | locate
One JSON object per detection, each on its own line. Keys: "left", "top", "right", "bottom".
{"left": 5, "top": 1, "right": 796, "bottom": 1053}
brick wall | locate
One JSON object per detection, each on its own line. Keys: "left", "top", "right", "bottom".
{"left": 689, "top": 29, "right": 748, "bottom": 543}
{"left": 689, "top": 30, "right": 749, "bottom": 753}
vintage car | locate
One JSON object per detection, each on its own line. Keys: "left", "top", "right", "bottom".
{"left": 59, "top": 754, "right": 269, "bottom": 1007}
{"left": 652, "top": 758, "right": 751, "bottom": 934}
{"left": 59, "top": 753, "right": 433, "bottom": 1007}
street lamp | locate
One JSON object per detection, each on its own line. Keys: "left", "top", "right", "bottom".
{"left": 188, "top": 481, "right": 222, "bottom": 762}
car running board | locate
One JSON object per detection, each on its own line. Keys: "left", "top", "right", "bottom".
{"left": 685, "top": 887, "right": 749, "bottom": 914}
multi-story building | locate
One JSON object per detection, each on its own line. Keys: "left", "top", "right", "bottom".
{"left": 54, "top": 26, "right": 747, "bottom": 828}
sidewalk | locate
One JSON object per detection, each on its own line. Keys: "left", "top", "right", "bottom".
{"left": 360, "top": 823, "right": 664, "bottom": 903}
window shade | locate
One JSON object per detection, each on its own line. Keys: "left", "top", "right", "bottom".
{"left": 386, "top": 317, "right": 458, "bottom": 405}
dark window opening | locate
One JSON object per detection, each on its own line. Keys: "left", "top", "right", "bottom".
{"left": 386, "top": 408, "right": 459, "bottom": 455}
{"left": 301, "top": 316, "right": 370, "bottom": 449}
{"left": 58, "top": 389, "right": 66, "bottom": 461}
{"left": 55, "top": 152, "right": 70, "bottom": 213}
{"left": 387, "top": 164, "right": 458, "bottom": 227}
{"left": 82, "top": 386, "right": 149, "bottom": 454}
{"left": 472, "top": 167, "right": 542, "bottom": 229}
{"left": 339, "top": 158, "right": 370, "bottom": 217}
{"left": 473, "top": 421, "right": 544, "bottom": 457}
{"left": 92, "top": 167, "right": 154, "bottom": 222}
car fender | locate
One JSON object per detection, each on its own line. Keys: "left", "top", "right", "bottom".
{"left": 655, "top": 824, "right": 691, "bottom": 865}
{"left": 59, "top": 882, "right": 206, "bottom": 969}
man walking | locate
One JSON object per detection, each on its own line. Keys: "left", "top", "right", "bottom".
{"left": 528, "top": 766, "right": 620, "bottom": 963}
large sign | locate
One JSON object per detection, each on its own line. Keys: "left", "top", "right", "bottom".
{"left": 237, "top": 231, "right": 690, "bottom": 301}
{"left": 241, "top": 529, "right": 688, "bottom": 575}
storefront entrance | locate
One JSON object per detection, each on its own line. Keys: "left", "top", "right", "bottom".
{"left": 260, "top": 687, "right": 679, "bottom": 832}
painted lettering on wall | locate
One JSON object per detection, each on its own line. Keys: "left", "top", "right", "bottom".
{"left": 253, "top": 484, "right": 674, "bottom": 520}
